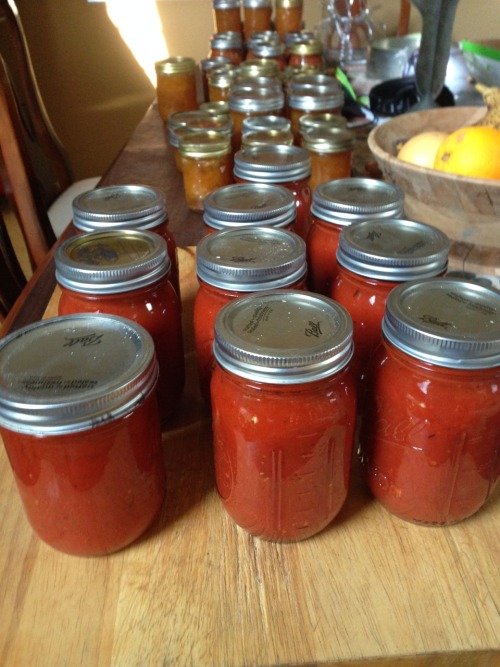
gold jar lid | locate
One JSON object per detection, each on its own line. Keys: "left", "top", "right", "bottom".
{"left": 237, "top": 59, "right": 280, "bottom": 78}
{"left": 179, "top": 130, "right": 232, "bottom": 158}
{"left": 276, "top": 0, "right": 303, "bottom": 7}
{"left": 290, "top": 39, "right": 323, "bottom": 56}
{"left": 301, "top": 126, "right": 356, "bottom": 152}
{"left": 199, "top": 101, "right": 230, "bottom": 115}
{"left": 242, "top": 129, "right": 294, "bottom": 147}
{"left": 155, "top": 56, "right": 196, "bottom": 75}
{"left": 299, "top": 112, "right": 347, "bottom": 134}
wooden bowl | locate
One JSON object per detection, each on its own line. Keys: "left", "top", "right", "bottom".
{"left": 367, "top": 107, "right": 500, "bottom": 256}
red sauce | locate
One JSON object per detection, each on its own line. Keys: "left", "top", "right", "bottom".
{"left": 306, "top": 216, "right": 344, "bottom": 295}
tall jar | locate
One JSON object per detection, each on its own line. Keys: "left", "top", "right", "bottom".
{"left": 301, "top": 126, "right": 355, "bottom": 190}
{"left": 194, "top": 227, "right": 307, "bottom": 399}
{"left": 211, "top": 290, "right": 357, "bottom": 541}
{"left": 228, "top": 85, "right": 285, "bottom": 151}
{"left": 72, "top": 184, "right": 180, "bottom": 298}
{"left": 330, "top": 218, "right": 450, "bottom": 388}
{"left": 360, "top": 279, "right": 500, "bottom": 525}
{"left": 233, "top": 144, "right": 312, "bottom": 239}
{"left": 203, "top": 182, "right": 296, "bottom": 234}
{"left": 167, "top": 110, "right": 232, "bottom": 172}
{"left": 55, "top": 230, "right": 185, "bottom": 424}
{"left": 213, "top": 0, "right": 242, "bottom": 33}
{"left": 243, "top": 0, "right": 272, "bottom": 41}
{"left": 178, "top": 130, "right": 234, "bottom": 211}
{"left": 155, "top": 57, "right": 198, "bottom": 120}
{"left": 209, "top": 31, "right": 244, "bottom": 65}
{"left": 275, "top": 0, "right": 303, "bottom": 42}
{"left": 306, "top": 177, "right": 405, "bottom": 295}
{"left": 0, "top": 314, "right": 165, "bottom": 556}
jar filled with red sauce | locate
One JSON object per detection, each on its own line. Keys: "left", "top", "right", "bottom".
{"left": 55, "top": 230, "right": 185, "bottom": 424}
{"left": 301, "top": 126, "right": 355, "bottom": 190}
{"left": 213, "top": 0, "right": 242, "bottom": 34}
{"left": 228, "top": 84, "right": 285, "bottom": 151}
{"left": 178, "top": 130, "right": 234, "bottom": 211}
{"left": 0, "top": 314, "right": 165, "bottom": 556}
{"left": 275, "top": 0, "right": 303, "bottom": 42}
{"left": 194, "top": 226, "right": 306, "bottom": 399}
{"left": 203, "top": 182, "right": 296, "bottom": 234}
{"left": 155, "top": 57, "right": 198, "bottom": 120}
{"left": 200, "top": 56, "right": 232, "bottom": 102}
{"left": 360, "top": 278, "right": 500, "bottom": 525}
{"left": 233, "top": 144, "right": 312, "bottom": 239}
{"left": 306, "top": 177, "right": 405, "bottom": 295}
{"left": 209, "top": 31, "right": 244, "bottom": 65}
{"left": 72, "top": 184, "right": 180, "bottom": 298}
{"left": 287, "top": 74, "right": 345, "bottom": 143}
{"left": 168, "top": 110, "right": 233, "bottom": 172}
{"left": 243, "top": 0, "right": 272, "bottom": 40}
{"left": 211, "top": 290, "right": 357, "bottom": 541}
{"left": 330, "top": 218, "right": 449, "bottom": 388}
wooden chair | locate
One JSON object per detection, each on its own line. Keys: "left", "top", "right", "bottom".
{"left": 0, "top": 0, "right": 99, "bottom": 270}
{"left": 0, "top": 206, "right": 26, "bottom": 321}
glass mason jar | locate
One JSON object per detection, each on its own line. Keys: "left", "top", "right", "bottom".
{"left": 0, "top": 314, "right": 165, "bottom": 556}
{"left": 287, "top": 81, "right": 345, "bottom": 142}
{"left": 242, "top": 128, "right": 294, "bottom": 147}
{"left": 237, "top": 58, "right": 280, "bottom": 79}
{"left": 360, "top": 278, "right": 500, "bottom": 525}
{"left": 306, "top": 177, "right": 405, "bottom": 295}
{"left": 178, "top": 130, "right": 234, "bottom": 211}
{"left": 298, "top": 111, "right": 347, "bottom": 145}
{"left": 194, "top": 226, "right": 307, "bottom": 399}
{"left": 209, "top": 31, "right": 244, "bottom": 65}
{"left": 211, "top": 290, "right": 357, "bottom": 541}
{"left": 200, "top": 56, "right": 232, "bottom": 102}
{"left": 208, "top": 63, "right": 238, "bottom": 102}
{"left": 288, "top": 38, "right": 324, "bottom": 72}
{"left": 72, "top": 184, "right": 180, "bottom": 298}
{"left": 199, "top": 100, "right": 230, "bottom": 116}
{"left": 203, "top": 182, "right": 296, "bottom": 234}
{"left": 330, "top": 218, "right": 450, "bottom": 388}
{"left": 243, "top": 0, "right": 272, "bottom": 41}
{"left": 301, "top": 126, "right": 356, "bottom": 190}
{"left": 168, "top": 110, "right": 232, "bottom": 172}
{"left": 247, "top": 40, "right": 287, "bottom": 71}
{"left": 212, "top": 0, "right": 242, "bottom": 34}
{"left": 155, "top": 57, "right": 198, "bottom": 120}
{"left": 275, "top": 0, "right": 303, "bottom": 42}
{"left": 233, "top": 144, "right": 312, "bottom": 239}
{"left": 242, "top": 114, "right": 292, "bottom": 136}
{"left": 228, "top": 85, "right": 285, "bottom": 151}
{"left": 55, "top": 230, "right": 185, "bottom": 424}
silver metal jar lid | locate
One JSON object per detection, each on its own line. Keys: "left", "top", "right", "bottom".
{"left": 213, "top": 290, "right": 353, "bottom": 383}
{"left": 196, "top": 227, "right": 306, "bottom": 290}
{"left": 233, "top": 144, "right": 311, "bottom": 182}
{"left": 336, "top": 218, "right": 450, "bottom": 281}
{"left": 72, "top": 184, "right": 168, "bottom": 232}
{"left": 288, "top": 73, "right": 342, "bottom": 95}
{"left": 210, "top": 31, "right": 244, "bottom": 48}
{"left": 55, "top": 230, "right": 171, "bottom": 294}
{"left": 382, "top": 279, "right": 500, "bottom": 369}
{"left": 287, "top": 90, "right": 345, "bottom": 111}
{"left": 243, "top": 0, "right": 271, "bottom": 7}
{"left": 203, "top": 183, "right": 296, "bottom": 229}
{"left": 0, "top": 314, "right": 158, "bottom": 434}
{"left": 250, "top": 42, "right": 286, "bottom": 58}
{"left": 242, "top": 114, "right": 291, "bottom": 135}
{"left": 167, "top": 109, "right": 219, "bottom": 131}
{"left": 228, "top": 86, "right": 284, "bottom": 113}
{"left": 155, "top": 56, "right": 196, "bottom": 75}
{"left": 298, "top": 112, "right": 347, "bottom": 134}
{"left": 301, "top": 126, "right": 356, "bottom": 152}
{"left": 311, "top": 177, "right": 404, "bottom": 226}
{"left": 213, "top": 0, "right": 241, "bottom": 8}
{"left": 237, "top": 59, "right": 280, "bottom": 78}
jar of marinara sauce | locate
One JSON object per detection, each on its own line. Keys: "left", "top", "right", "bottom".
{"left": 307, "top": 177, "right": 405, "bottom": 295}
{"left": 203, "top": 182, "right": 296, "bottom": 235}
{"left": 331, "top": 218, "right": 449, "bottom": 389}
{"left": 155, "top": 57, "right": 198, "bottom": 120}
{"left": 233, "top": 144, "right": 312, "bottom": 239}
{"left": 212, "top": 0, "right": 242, "bottom": 34}
{"left": 0, "top": 314, "right": 165, "bottom": 556}
{"left": 194, "top": 226, "right": 307, "bottom": 399}
{"left": 72, "top": 184, "right": 180, "bottom": 298}
{"left": 55, "top": 230, "right": 185, "bottom": 424}
{"left": 275, "top": 0, "right": 303, "bottom": 42}
{"left": 211, "top": 290, "right": 357, "bottom": 541}
{"left": 301, "top": 126, "right": 355, "bottom": 190}
{"left": 360, "top": 278, "right": 500, "bottom": 525}
{"left": 243, "top": 0, "right": 272, "bottom": 40}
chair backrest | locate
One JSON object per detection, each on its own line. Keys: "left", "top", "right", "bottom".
{"left": 0, "top": 206, "right": 26, "bottom": 321}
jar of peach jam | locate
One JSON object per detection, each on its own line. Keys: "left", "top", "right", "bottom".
{"left": 360, "top": 278, "right": 500, "bottom": 526}
{"left": 0, "top": 313, "right": 165, "bottom": 556}
{"left": 301, "top": 126, "right": 355, "bottom": 190}
{"left": 275, "top": 0, "right": 303, "bottom": 42}
{"left": 208, "top": 64, "right": 238, "bottom": 102}
{"left": 330, "top": 218, "right": 449, "bottom": 388}
{"left": 237, "top": 58, "right": 280, "bottom": 79}
{"left": 212, "top": 0, "right": 242, "bottom": 34}
{"left": 288, "top": 38, "right": 324, "bottom": 72}
{"left": 168, "top": 110, "right": 232, "bottom": 171}
{"left": 228, "top": 85, "right": 285, "bottom": 151}
{"left": 55, "top": 230, "right": 185, "bottom": 424}
{"left": 72, "top": 184, "right": 180, "bottom": 298}
{"left": 247, "top": 40, "right": 287, "bottom": 70}
{"left": 211, "top": 290, "right": 357, "bottom": 541}
{"left": 298, "top": 112, "right": 347, "bottom": 139}
{"left": 287, "top": 78, "right": 345, "bottom": 142}
{"left": 209, "top": 31, "right": 244, "bottom": 65}
{"left": 242, "top": 114, "right": 292, "bottom": 136}
{"left": 243, "top": 0, "right": 272, "bottom": 40}
{"left": 203, "top": 182, "right": 296, "bottom": 234}
{"left": 155, "top": 57, "right": 198, "bottom": 120}
{"left": 200, "top": 56, "right": 232, "bottom": 101}
{"left": 194, "top": 226, "right": 307, "bottom": 399}
{"left": 307, "top": 177, "right": 405, "bottom": 295}
{"left": 242, "top": 128, "right": 294, "bottom": 147}
{"left": 178, "top": 130, "right": 234, "bottom": 211}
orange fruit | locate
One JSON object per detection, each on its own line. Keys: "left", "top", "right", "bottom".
{"left": 398, "top": 131, "right": 449, "bottom": 168}
{"left": 433, "top": 125, "right": 500, "bottom": 180}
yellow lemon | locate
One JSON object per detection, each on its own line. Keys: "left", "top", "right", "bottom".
{"left": 397, "top": 131, "right": 449, "bottom": 168}
{"left": 433, "top": 125, "right": 500, "bottom": 180}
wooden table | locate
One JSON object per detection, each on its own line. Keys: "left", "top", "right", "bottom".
{"left": 1, "top": 103, "right": 499, "bottom": 667}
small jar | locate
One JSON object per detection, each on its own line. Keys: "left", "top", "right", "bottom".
{"left": 245, "top": 30, "right": 281, "bottom": 60}
{"left": 237, "top": 58, "right": 280, "bottom": 79}
{"left": 330, "top": 218, "right": 449, "bottom": 387}
{"left": 233, "top": 144, "right": 312, "bottom": 239}
{"left": 55, "top": 230, "right": 185, "bottom": 424}
{"left": 288, "top": 38, "right": 324, "bottom": 72}
{"left": 178, "top": 130, "right": 234, "bottom": 211}
{"left": 243, "top": 0, "right": 272, "bottom": 41}
{"left": 275, "top": 0, "right": 303, "bottom": 42}
{"left": 211, "top": 290, "right": 357, "bottom": 541}
{"left": 247, "top": 40, "right": 287, "bottom": 70}
{"left": 72, "top": 184, "right": 180, "bottom": 298}
{"left": 208, "top": 64, "right": 238, "bottom": 102}
{"left": 200, "top": 56, "right": 232, "bottom": 101}
{"left": 298, "top": 112, "right": 347, "bottom": 140}
{"left": 209, "top": 31, "right": 244, "bottom": 65}
{"left": 194, "top": 227, "right": 307, "bottom": 398}
{"left": 0, "top": 314, "right": 165, "bottom": 556}
{"left": 302, "top": 126, "right": 355, "bottom": 190}
{"left": 228, "top": 85, "right": 285, "bottom": 151}
{"left": 213, "top": 0, "right": 242, "bottom": 34}
{"left": 242, "top": 114, "right": 291, "bottom": 136}
{"left": 287, "top": 86, "right": 345, "bottom": 143}
{"left": 155, "top": 57, "right": 198, "bottom": 120}
{"left": 360, "top": 278, "right": 500, "bottom": 525}
{"left": 168, "top": 110, "right": 232, "bottom": 171}
{"left": 242, "top": 128, "right": 294, "bottom": 147}
{"left": 203, "top": 182, "right": 296, "bottom": 234}
{"left": 306, "top": 178, "right": 405, "bottom": 295}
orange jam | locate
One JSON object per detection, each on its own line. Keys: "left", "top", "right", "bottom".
{"left": 155, "top": 57, "right": 198, "bottom": 120}
{"left": 209, "top": 31, "right": 244, "bottom": 65}
{"left": 211, "top": 291, "right": 356, "bottom": 541}
{"left": 0, "top": 314, "right": 165, "bottom": 556}
{"left": 200, "top": 56, "right": 232, "bottom": 101}
{"left": 288, "top": 38, "right": 324, "bottom": 71}
{"left": 243, "top": 0, "right": 272, "bottom": 40}
{"left": 213, "top": 0, "right": 242, "bottom": 33}
{"left": 286, "top": 74, "right": 345, "bottom": 142}
{"left": 229, "top": 85, "right": 285, "bottom": 151}
{"left": 275, "top": 0, "right": 303, "bottom": 41}
{"left": 301, "top": 126, "right": 355, "bottom": 190}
